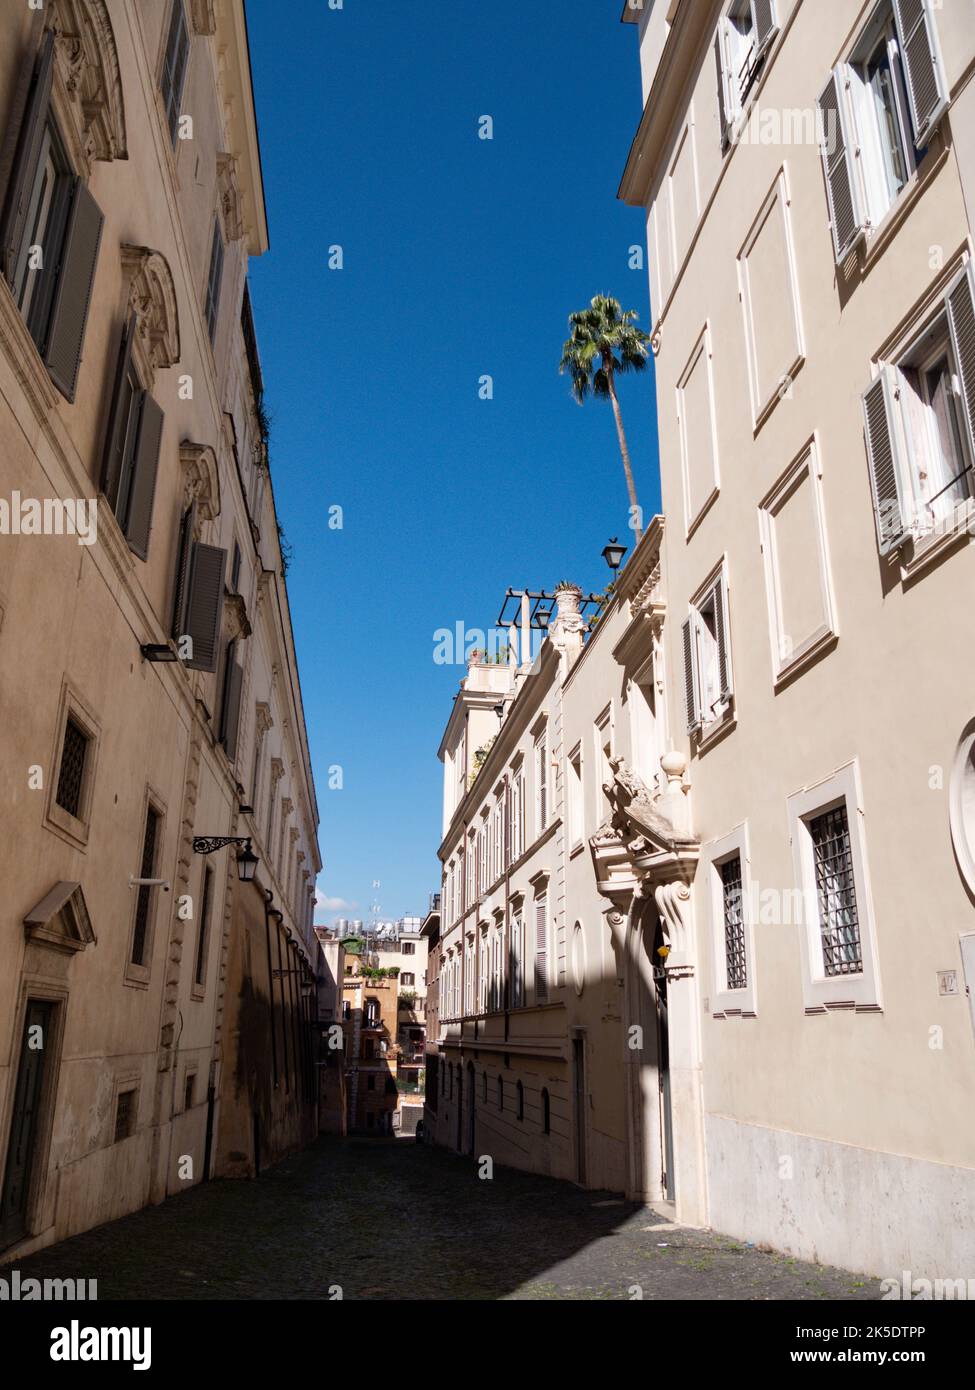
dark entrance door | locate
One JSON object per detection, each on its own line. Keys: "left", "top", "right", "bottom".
{"left": 466, "top": 1063, "right": 476, "bottom": 1154}
{"left": 652, "top": 926, "right": 675, "bottom": 1201}
{"left": 1, "top": 1001, "right": 54, "bottom": 1249}
{"left": 572, "top": 1037, "right": 587, "bottom": 1185}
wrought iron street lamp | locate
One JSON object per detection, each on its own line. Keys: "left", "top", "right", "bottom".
{"left": 602, "top": 538, "right": 628, "bottom": 577}
{"left": 192, "top": 835, "right": 258, "bottom": 882}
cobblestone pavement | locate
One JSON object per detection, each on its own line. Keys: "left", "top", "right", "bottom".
{"left": 16, "top": 1137, "right": 879, "bottom": 1300}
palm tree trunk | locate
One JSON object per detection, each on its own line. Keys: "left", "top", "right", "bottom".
{"left": 606, "top": 366, "right": 643, "bottom": 543}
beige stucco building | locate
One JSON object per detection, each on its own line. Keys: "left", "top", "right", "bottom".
{"left": 429, "top": 0, "right": 975, "bottom": 1280}
{"left": 0, "top": 0, "right": 321, "bottom": 1258}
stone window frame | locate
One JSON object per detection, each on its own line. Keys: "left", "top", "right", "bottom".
{"left": 702, "top": 821, "right": 758, "bottom": 1020}
{"left": 786, "top": 760, "right": 882, "bottom": 1015}
{"left": 758, "top": 434, "right": 838, "bottom": 689}
{"left": 123, "top": 783, "right": 168, "bottom": 989}
{"left": 676, "top": 322, "right": 721, "bottom": 539}
{"left": 45, "top": 680, "right": 101, "bottom": 851}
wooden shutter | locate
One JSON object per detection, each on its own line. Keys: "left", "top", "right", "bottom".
{"left": 221, "top": 657, "right": 244, "bottom": 763}
{"left": 125, "top": 394, "right": 164, "bottom": 561}
{"left": 0, "top": 32, "right": 55, "bottom": 285}
{"left": 714, "top": 30, "right": 731, "bottom": 153}
{"left": 534, "top": 896, "right": 548, "bottom": 1002}
{"left": 892, "top": 0, "right": 948, "bottom": 148}
{"left": 43, "top": 179, "right": 103, "bottom": 401}
{"left": 752, "top": 0, "right": 779, "bottom": 59}
{"left": 862, "top": 369, "right": 909, "bottom": 556}
{"left": 171, "top": 500, "right": 197, "bottom": 641}
{"left": 100, "top": 314, "right": 137, "bottom": 508}
{"left": 817, "top": 69, "right": 864, "bottom": 264}
{"left": 183, "top": 541, "right": 226, "bottom": 672}
{"left": 712, "top": 570, "right": 733, "bottom": 701}
{"left": 681, "top": 615, "right": 701, "bottom": 734}
{"left": 945, "top": 263, "right": 975, "bottom": 459}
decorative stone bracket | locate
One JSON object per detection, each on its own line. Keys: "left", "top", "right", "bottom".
{"left": 217, "top": 153, "right": 245, "bottom": 243}
{"left": 120, "top": 245, "right": 181, "bottom": 383}
{"left": 189, "top": 0, "right": 217, "bottom": 35}
{"left": 224, "top": 591, "right": 251, "bottom": 642}
{"left": 179, "top": 442, "right": 221, "bottom": 523}
{"left": 47, "top": 0, "right": 127, "bottom": 174}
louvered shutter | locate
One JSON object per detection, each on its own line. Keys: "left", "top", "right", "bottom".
{"left": 862, "top": 369, "right": 909, "bottom": 555}
{"left": 0, "top": 32, "right": 55, "bottom": 285}
{"left": 43, "top": 179, "right": 103, "bottom": 401}
{"left": 752, "top": 0, "right": 779, "bottom": 59}
{"left": 534, "top": 896, "right": 548, "bottom": 1003}
{"left": 125, "top": 394, "right": 163, "bottom": 561}
{"left": 712, "top": 570, "right": 733, "bottom": 701}
{"left": 715, "top": 30, "right": 731, "bottom": 152}
{"left": 681, "top": 615, "right": 701, "bottom": 734}
{"left": 817, "top": 69, "right": 864, "bottom": 264}
{"left": 171, "top": 500, "right": 197, "bottom": 641}
{"left": 891, "top": 0, "right": 948, "bottom": 148}
{"left": 945, "top": 263, "right": 975, "bottom": 460}
{"left": 100, "top": 314, "right": 137, "bottom": 509}
{"left": 183, "top": 541, "right": 226, "bottom": 672}
{"left": 221, "top": 657, "right": 243, "bottom": 763}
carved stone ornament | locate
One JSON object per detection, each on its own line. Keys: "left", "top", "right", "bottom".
{"left": 46, "top": 0, "right": 127, "bottom": 169}
{"left": 217, "top": 153, "right": 246, "bottom": 243}
{"left": 224, "top": 591, "right": 252, "bottom": 642}
{"left": 179, "top": 443, "right": 221, "bottom": 522}
{"left": 24, "top": 880, "right": 96, "bottom": 953}
{"left": 602, "top": 756, "right": 684, "bottom": 854}
{"left": 255, "top": 702, "right": 273, "bottom": 737}
{"left": 120, "top": 245, "right": 181, "bottom": 380}
{"left": 189, "top": 0, "right": 217, "bottom": 35}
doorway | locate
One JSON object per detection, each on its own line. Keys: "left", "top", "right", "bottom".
{"left": 572, "top": 1036, "right": 587, "bottom": 1185}
{"left": 1, "top": 1001, "right": 55, "bottom": 1249}
{"left": 652, "top": 923, "right": 675, "bottom": 1202}
{"left": 466, "top": 1063, "right": 476, "bottom": 1154}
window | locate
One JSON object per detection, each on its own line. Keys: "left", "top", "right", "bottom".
{"left": 493, "top": 795, "right": 505, "bottom": 879}
{"left": 367, "top": 1074, "right": 375, "bottom": 1092}
{"left": 787, "top": 763, "right": 881, "bottom": 1013}
{"left": 401, "top": 972, "right": 414, "bottom": 987}
{"left": 478, "top": 928, "right": 489, "bottom": 1013}
{"left": 594, "top": 708, "right": 613, "bottom": 818}
{"left": 721, "top": 857, "right": 747, "bottom": 990}
{"left": 510, "top": 910, "right": 525, "bottom": 1008}
{"left": 534, "top": 893, "right": 548, "bottom": 1003}
{"left": 682, "top": 567, "right": 734, "bottom": 736}
{"left": 100, "top": 316, "right": 165, "bottom": 562}
{"left": 55, "top": 718, "right": 89, "bottom": 820}
{"left": 810, "top": 807, "right": 863, "bottom": 977}
{"left": 463, "top": 937, "right": 474, "bottom": 1016}
{"left": 817, "top": 2, "right": 947, "bottom": 262}
{"left": 477, "top": 819, "right": 487, "bottom": 895}
{"left": 510, "top": 766, "right": 525, "bottom": 860}
{"left": 715, "top": 1, "right": 779, "bottom": 149}
{"left": 759, "top": 441, "right": 837, "bottom": 684}
{"left": 114, "top": 1088, "right": 136, "bottom": 1143}
{"left": 516, "top": 1080, "right": 524, "bottom": 1121}
{"left": 205, "top": 219, "right": 224, "bottom": 345}
{"left": 161, "top": 0, "right": 190, "bottom": 145}
{"left": 465, "top": 832, "right": 475, "bottom": 905}
{"left": 184, "top": 1074, "right": 195, "bottom": 1111}
{"left": 195, "top": 865, "right": 213, "bottom": 988}
{"left": 219, "top": 639, "right": 244, "bottom": 763}
{"left": 497, "top": 1076, "right": 503, "bottom": 1110}
{"left": 534, "top": 728, "right": 548, "bottom": 835}
{"left": 402, "top": 941, "right": 415, "bottom": 956}
{"left": 862, "top": 266, "right": 975, "bottom": 559}
{"left": 695, "top": 822, "right": 759, "bottom": 1012}
{"left": 568, "top": 745, "right": 583, "bottom": 848}
{"left": 541, "top": 1087, "right": 550, "bottom": 1135}
{"left": 171, "top": 502, "right": 227, "bottom": 672}
{"left": 231, "top": 541, "right": 242, "bottom": 593}
{"left": 131, "top": 804, "right": 161, "bottom": 969}
{"left": 0, "top": 33, "right": 104, "bottom": 401}
{"left": 676, "top": 326, "right": 721, "bottom": 534}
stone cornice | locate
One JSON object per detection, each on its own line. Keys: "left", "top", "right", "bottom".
{"left": 47, "top": 0, "right": 128, "bottom": 173}
{"left": 120, "top": 244, "right": 181, "bottom": 382}
{"left": 179, "top": 442, "right": 221, "bottom": 521}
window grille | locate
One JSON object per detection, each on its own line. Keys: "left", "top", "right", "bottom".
{"left": 811, "top": 805, "right": 863, "bottom": 976}
{"left": 56, "top": 717, "right": 88, "bottom": 818}
{"left": 131, "top": 807, "right": 160, "bottom": 966}
{"left": 720, "top": 855, "right": 747, "bottom": 990}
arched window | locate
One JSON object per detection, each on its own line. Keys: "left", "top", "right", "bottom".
{"left": 516, "top": 1080, "right": 524, "bottom": 1121}
{"left": 497, "top": 1076, "right": 504, "bottom": 1111}
{"left": 541, "top": 1087, "right": 550, "bottom": 1134}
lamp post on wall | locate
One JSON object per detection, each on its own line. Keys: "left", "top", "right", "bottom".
{"left": 192, "top": 836, "right": 258, "bottom": 882}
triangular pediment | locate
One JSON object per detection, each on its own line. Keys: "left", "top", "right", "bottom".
{"left": 24, "top": 881, "right": 96, "bottom": 953}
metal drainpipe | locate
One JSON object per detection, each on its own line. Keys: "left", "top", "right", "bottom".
{"left": 263, "top": 889, "right": 279, "bottom": 1088}
{"left": 273, "top": 912, "right": 290, "bottom": 1092}
{"left": 503, "top": 771, "right": 511, "bottom": 1044}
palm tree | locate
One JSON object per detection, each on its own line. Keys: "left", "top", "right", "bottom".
{"left": 559, "top": 294, "right": 651, "bottom": 541}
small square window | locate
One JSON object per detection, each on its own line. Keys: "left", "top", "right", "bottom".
{"left": 184, "top": 1074, "right": 195, "bottom": 1111}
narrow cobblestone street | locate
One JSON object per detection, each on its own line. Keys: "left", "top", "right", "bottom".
{"left": 16, "top": 1138, "right": 878, "bottom": 1301}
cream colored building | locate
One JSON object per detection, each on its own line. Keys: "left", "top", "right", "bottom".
{"left": 0, "top": 0, "right": 320, "bottom": 1257}
{"left": 614, "top": 0, "right": 975, "bottom": 1274}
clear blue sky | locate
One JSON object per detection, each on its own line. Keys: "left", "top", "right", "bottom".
{"left": 244, "top": 0, "right": 660, "bottom": 927}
